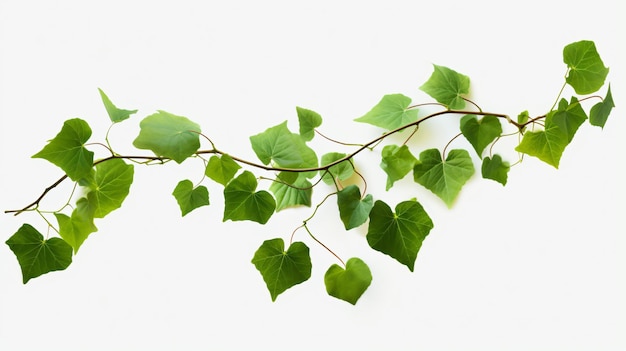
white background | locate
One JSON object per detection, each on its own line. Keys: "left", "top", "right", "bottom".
{"left": 1, "top": 1, "right": 624, "bottom": 350}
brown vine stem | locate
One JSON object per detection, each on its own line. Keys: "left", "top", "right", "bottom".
{"left": 5, "top": 109, "right": 511, "bottom": 216}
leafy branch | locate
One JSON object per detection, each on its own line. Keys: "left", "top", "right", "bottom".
{"left": 3, "top": 40, "right": 614, "bottom": 305}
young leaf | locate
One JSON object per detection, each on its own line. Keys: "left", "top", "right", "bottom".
{"left": 460, "top": 115, "right": 502, "bottom": 157}
{"left": 223, "top": 171, "right": 276, "bottom": 224}
{"left": 552, "top": 97, "right": 587, "bottom": 143}
{"left": 380, "top": 144, "right": 418, "bottom": 190}
{"left": 251, "top": 238, "right": 312, "bottom": 301}
{"left": 563, "top": 40, "right": 609, "bottom": 95}
{"left": 84, "top": 158, "right": 134, "bottom": 218}
{"left": 481, "top": 154, "right": 510, "bottom": 186}
{"left": 249, "top": 121, "right": 318, "bottom": 173}
{"left": 320, "top": 152, "right": 354, "bottom": 185}
{"left": 354, "top": 94, "right": 419, "bottom": 130}
{"left": 205, "top": 154, "right": 241, "bottom": 186}
{"left": 297, "top": 106, "right": 322, "bottom": 141}
{"left": 324, "top": 257, "right": 372, "bottom": 305}
{"left": 413, "top": 149, "right": 475, "bottom": 207}
{"left": 336, "top": 185, "right": 374, "bottom": 230}
{"left": 172, "top": 180, "right": 210, "bottom": 216}
{"left": 32, "top": 118, "right": 94, "bottom": 181}
{"left": 419, "top": 65, "right": 470, "bottom": 109}
{"left": 269, "top": 172, "right": 312, "bottom": 211}
{"left": 98, "top": 88, "right": 137, "bottom": 123}
{"left": 54, "top": 197, "right": 97, "bottom": 253}
{"left": 5, "top": 224, "right": 73, "bottom": 284}
{"left": 366, "top": 200, "right": 433, "bottom": 271}
{"left": 133, "top": 110, "right": 201, "bottom": 163}
{"left": 590, "top": 85, "right": 614, "bottom": 128}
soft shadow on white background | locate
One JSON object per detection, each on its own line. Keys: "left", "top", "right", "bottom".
{"left": 1, "top": 1, "right": 624, "bottom": 350}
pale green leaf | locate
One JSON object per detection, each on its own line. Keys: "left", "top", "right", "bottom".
{"left": 85, "top": 158, "right": 134, "bottom": 218}
{"left": 205, "top": 154, "right": 241, "bottom": 186}
{"left": 354, "top": 94, "right": 419, "bottom": 130}
{"left": 55, "top": 197, "right": 97, "bottom": 253}
{"left": 172, "top": 180, "right": 210, "bottom": 216}
{"left": 419, "top": 65, "right": 470, "bottom": 109}
{"left": 563, "top": 40, "right": 609, "bottom": 95}
{"left": 324, "top": 257, "right": 372, "bottom": 305}
{"left": 98, "top": 88, "right": 137, "bottom": 123}
{"left": 297, "top": 106, "right": 322, "bottom": 141}
{"left": 460, "top": 115, "right": 502, "bottom": 157}
{"left": 269, "top": 172, "right": 312, "bottom": 211}
{"left": 380, "top": 144, "right": 418, "bottom": 190}
{"left": 413, "top": 149, "right": 475, "bottom": 207}
{"left": 223, "top": 171, "right": 275, "bottom": 224}
{"left": 133, "top": 110, "right": 201, "bottom": 163}
{"left": 336, "top": 185, "right": 374, "bottom": 230}
{"left": 320, "top": 152, "right": 354, "bottom": 185}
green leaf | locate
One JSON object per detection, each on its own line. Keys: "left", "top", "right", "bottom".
{"left": 590, "top": 85, "right": 614, "bottom": 128}
{"left": 251, "top": 238, "right": 312, "bottom": 301}
{"left": 336, "top": 185, "right": 374, "bottom": 230}
{"left": 320, "top": 152, "right": 354, "bottom": 185}
{"left": 354, "top": 94, "right": 419, "bottom": 130}
{"left": 419, "top": 64, "right": 470, "bottom": 109}
{"left": 84, "top": 158, "right": 134, "bottom": 218}
{"left": 133, "top": 110, "right": 201, "bottom": 164}
{"left": 5, "top": 224, "right": 73, "bottom": 283}
{"left": 481, "top": 155, "right": 510, "bottom": 186}
{"left": 324, "top": 257, "right": 372, "bottom": 305}
{"left": 249, "top": 121, "right": 318, "bottom": 175}
{"left": 54, "top": 198, "right": 97, "bottom": 253}
{"left": 98, "top": 88, "right": 137, "bottom": 123}
{"left": 563, "top": 40, "right": 609, "bottom": 95}
{"left": 205, "top": 154, "right": 241, "bottom": 186}
{"left": 380, "top": 144, "right": 418, "bottom": 190}
{"left": 413, "top": 149, "right": 475, "bottom": 207}
{"left": 552, "top": 97, "right": 587, "bottom": 143}
{"left": 269, "top": 172, "right": 312, "bottom": 211}
{"left": 297, "top": 106, "right": 322, "bottom": 141}
{"left": 32, "top": 118, "right": 94, "bottom": 181}
{"left": 172, "top": 180, "right": 210, "bottom": 216}
{"left": 223, "top": 171, "right": 276, "bottom": 224}
{"left": 460, "top": 115, "right": 502, "bottom": 157}
{"left": 366, "top": 200, "right": 433, "bottom": 271}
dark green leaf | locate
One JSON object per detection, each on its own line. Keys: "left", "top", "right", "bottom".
{"left": 413, "top": 149, "right": 475, "bottom": 207}
{"left": 5, "top": 224, "right": 73, "bottom": 283}
{"left": 251, "top": 238, "right": 312, "bottom": 301}
{"left": 337, "top": 185, "right": 374, "bottom": 230}
{"left": 133, "top": 110, "right": 201, "bottom": 163}
{"left": 55, "top": 197, "right": 97, "bottom": 253}
{"left": 366, "top": 200, "right": 433, "bottom": 271}
{"left": 205, "top": 154, "right": 241, "bottom": 186}
{"left": 380, "top": 144, "right": 418, "bottom": 190}
{"left": 481, "top": 155, "right": 510, "bottom": 186}
{"left": 172, "top": 180, "right": 210, "bottom": 216}
{"left": 84, "top": 158, "right": 134, "bottom": 218}
{"left": 297, "top": 106, "right": 322, "bottom": 141}
{"left": 590, "top": 85, "right": 614, "bottom": 128}
{"left": 269, "top": 172, "right": 312, "bottom": 211}
{"left": 563, "top": 40, "right": 609, "bottom": 95}
{"left": 419, "top": 65, "right": 470, "bottom": 109}
{"left": 324, "top": 257, "right": 372, "bottom": 305}
{"left": 460, "top": 115, "right": 502, "bottom": 157}
{"left": 354, "top": 94, "right": 419, "bottom": 130}
{"left": 223, "top": 171, "right": 276, "bottom": 224}
{"left": 32, "top": 118, "right": 94, "bottom": 181}
{"left": 320, "top": 152, "right": 354, "bottom": 185}
{"left": 98, "top": 88, "right": 137, "bottom": 123}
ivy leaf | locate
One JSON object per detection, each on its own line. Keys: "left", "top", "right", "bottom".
{"left": 97, "top": 88, "right": 137, "bottom": 123}
{"left": 366, "top": 200, "right": 433, "bottom": 271}
{"left": 419, "top": 65, "right": 470, "bottom": 109}
{"left": 460, "top": 115, "right": 502, "bottom": 157}
{"left": 481, "top": 154, "right": 509, "bottom": 186}
{"left": 32, "top": 118, "right": 94, "bottom": 181}
{"left": 552, "top": 97, "right": 587, "bottom": 143}
{"left": 413, "top": 149, "right": 475, "bottom": 207}
{"left": 223, "top": 171, "right": 276, "bottom": 224}
{"left": 172, "top": 180, "right": 210, "bottom": 216}
{"left": 54, "top": 198, "right": 98, "bottom": 253}
{"left": 5, "top": 224, "right": 73, "bottom": 284}
{"left": 354, "top": 94, "right": 419, "bottom": 130}
{"left": 590, "top": 85, "right": 614, "bottom": 128}
{"left": 563, "top": 40, "right": 609, "bottom": 95}
{"left": 336, "top": 185, "right": 374, "bottom": 230}
{"left": 297, "top": 106, "right": 322, "bottom": 141}
{"left": 251, "top": 238, "right": 312, "bottom": 301}
{"left": 320, "top": 152, "right": 354, "bottom": 185}
{"left": 83, "top": 158, "right": 134, "bottom": 218}
{"left": 133, "top": 110, "right": 201, "bottom": 164}
{"left": 380, "top": 144, "right": 418, "bottom": 190}
{"left": 205, "top": 154, "right": 241, "bottom": 186}
{"left": 269, "top": 172, "right": 312, "bottom": 211}
{"left": 324, "top": 257, "right": 372, "bottom": 305}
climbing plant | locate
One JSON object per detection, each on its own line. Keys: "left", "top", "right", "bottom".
{"left": 4, "top": 40, "right": 614, "bottom": 305}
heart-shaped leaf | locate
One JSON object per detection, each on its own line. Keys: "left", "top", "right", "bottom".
{"left": 419, "top": 65, "right": 470, "bottom": 109}
{"left": 336, "top": 185, "right": 374, "bottom": 230}
{"left": 481, "top": 154, "right": 510, "bottom": 186}
{"left": 380, "top": 144, "right": 418, "bottom": 190}
{"left": 297, "top": 106, "right": 322, "bottom": 141}
{"left": 223, "top": 171, "right": 276, "bottom": 224}
{"left": 460, "top": 115, "right": 502, "bottom": 157}
{"left": 563, "top": 40, "right": 609, "bottom": 95}
{"left": 320, "top": 152, "right": 354, "bottom": 185}
{"left": 324, "top": 257, "right": 372, "bottom": 305}
{"left": 172, "top": 180, "right": 210, "bottom": 216}
{"left": 354, "top": 94, "right": 419, "bottom": 130}
{"left": 269, "top": 172, "right": 312, "bottom": 211}
{"left": 55, "top": 197, "right": 98, "bottom": 253}
{"left": 205, "top": 154, "right": 241, "bottom": 186}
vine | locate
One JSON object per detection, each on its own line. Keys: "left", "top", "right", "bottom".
{"left": 3, "top": 40, "right": 614, "bottom": 305}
